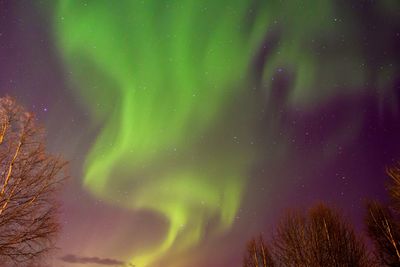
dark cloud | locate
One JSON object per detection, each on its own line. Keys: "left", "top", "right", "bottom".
{"left": 60, "top": 254, "right": 133, "bottom": 266}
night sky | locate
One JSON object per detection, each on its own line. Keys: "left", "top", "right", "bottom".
{"left": 0, "top": 1, "right": 400, "bottom": 267}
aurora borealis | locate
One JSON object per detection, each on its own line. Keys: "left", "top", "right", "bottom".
{"left": 55, "top": 2, "right": 267, "bottom": 264}
{"left": 0, "top": 1, "right": 400, "bottom": 267}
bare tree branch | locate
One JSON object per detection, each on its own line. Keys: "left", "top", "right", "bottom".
{"left": 366, "top": 200, "right": 400, "bottom": 266}
{"left": 0, "top": 96, "right": 67, "bottom": 266}
{"left": 244, "top": 203, "right": 374, "bottom": 267}
{"left": 243, "top": 235, "right": 274, "bottom": 267}
{"left": 387, "top": 164, "right": 400, "bottom": 213}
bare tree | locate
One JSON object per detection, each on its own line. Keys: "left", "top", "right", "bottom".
{"left": 272, "top": 210, "right": 310, "bottom": 266}
{"left": 364, "top": 163, "right": 400, "bottom": 266}
{"left": 272, "top": 204, "right": 373, "bottom": 267}
{"left": 365, "top": 200, "right": 400, "bottom": 266}
{"left": 243, "top": 235, "right": 275, "bottom": 267}
{"left": 0, "top": 97, "right": 66, "bottom": 266}
{"left": 387, "top": 164, "right": 400, "bottom": 212}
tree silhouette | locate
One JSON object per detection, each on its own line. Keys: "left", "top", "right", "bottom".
{"left": 387, "top": 164, "right": 400, "bottom": 213}
{"left": 364, "top": 164, "right": 400, "bottom": 267}
{"left": 365, "top": 200, "right": 400, "bottom": 266}
{"left": 244, "top": 203, "right": 373, "bottom": 267}
{"left": 243, "top": 236, "right": 275, "bottom": 267}
{"left": 0, "top": 97, "right": 66, "bottom": 266}
{"left": 273, "top": 204, "right": 372, "bottom": 267}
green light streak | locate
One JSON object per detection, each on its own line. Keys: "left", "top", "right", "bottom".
{"left": 52, "top": 0, "right": 361, "bottom": 266}
{"left": 55, "top": 1, "right": 267, "bottom": 265}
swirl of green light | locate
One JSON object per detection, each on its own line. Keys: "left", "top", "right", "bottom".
{"left": 54, "top": 1, "right": 342, "bottom": 266}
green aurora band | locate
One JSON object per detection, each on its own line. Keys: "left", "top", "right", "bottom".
{"left": 54, "top": 1, "right": 371, "bottom": 266}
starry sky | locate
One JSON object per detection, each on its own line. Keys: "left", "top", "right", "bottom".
{"left": 0, "top": 1, "right": 399, "bottom": 267}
